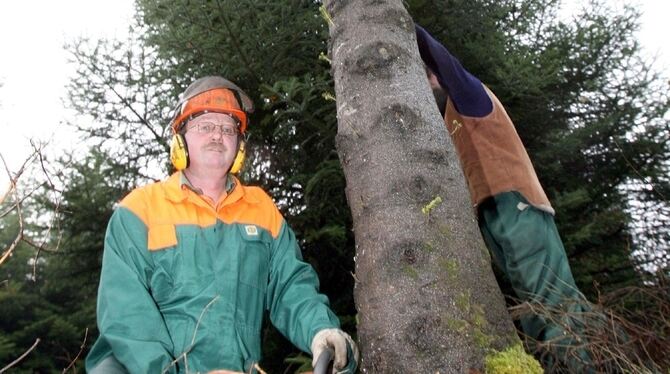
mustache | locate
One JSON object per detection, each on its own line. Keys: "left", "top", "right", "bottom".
{"left": 203, "top": 142, "right": 226, "bottom": 151}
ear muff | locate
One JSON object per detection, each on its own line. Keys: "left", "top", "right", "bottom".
{"left": 170, "top": 134, "right": 189, "bottom": 171}
{"left": 229, "top": 140, "right": 246, "bottom": 174}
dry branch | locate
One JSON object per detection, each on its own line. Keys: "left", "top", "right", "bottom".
{"left": 508, "top": 279, "right": 670, "bottom": 373}
{"left": 62, "top": 328, "right": 89, "bottom": 373}
{"left": 1, "top": 142, "right": 64, "bottom": 271}
{"left": 0, "top": 338, "right": 41, "bottom": 373}
{"left": 0, "top": 152, "right": 26, "bottom": 267}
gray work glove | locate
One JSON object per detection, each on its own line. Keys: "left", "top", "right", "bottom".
{"left": 310, "top": 328, "right": 359, "bottom": 374}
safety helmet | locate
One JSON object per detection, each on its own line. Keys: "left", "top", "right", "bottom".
{"left": 170, "top": 76, "right": 254, "bottom": 134}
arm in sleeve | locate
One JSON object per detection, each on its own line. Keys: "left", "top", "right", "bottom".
{"left": 266, "top": 220, "right": 341, "bottom": 353}
{"left": 415, "top": 24, "right": 493, "bottom": 117}
{"left": 87, "top": 207, "right": 177, "bottom": 374}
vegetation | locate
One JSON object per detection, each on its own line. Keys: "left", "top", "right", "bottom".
{"left": 1, "top": 0, "right": 668, "bottom": 372}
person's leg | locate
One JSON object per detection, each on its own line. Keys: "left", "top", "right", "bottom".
{"left": 479, "top": 192, "right": 592, "bottom": 370}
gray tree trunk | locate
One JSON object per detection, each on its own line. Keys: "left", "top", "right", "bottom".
{"left": 324, "top": 1, "right": 519, "bottom": 372}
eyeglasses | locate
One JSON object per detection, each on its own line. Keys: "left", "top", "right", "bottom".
{"left": 187, "top": 121, "right": 239, "bottom": 136}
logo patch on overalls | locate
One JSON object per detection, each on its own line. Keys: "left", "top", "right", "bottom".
{"left": 245, "top": 225, "right": 258, "bottom": 236}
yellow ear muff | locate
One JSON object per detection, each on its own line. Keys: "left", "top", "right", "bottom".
{"left": 230, "top": 140, "right": 246, "bottom": 174}
{"left": 170, "top": 134, "right": 189, "bottom": 171}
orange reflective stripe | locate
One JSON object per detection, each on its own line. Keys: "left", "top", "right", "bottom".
{"left": 120, "top": 173, "right": 284, "bottom": 239}
{"left": 216, "top": 186, "right": 283, "bottom": 238}
{"left": 147, "top": 223, "right": 177, "bottom": 251}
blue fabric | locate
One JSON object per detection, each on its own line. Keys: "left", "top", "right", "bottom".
{"left": 415, "top": 25, "right": 493, "bottom": 117}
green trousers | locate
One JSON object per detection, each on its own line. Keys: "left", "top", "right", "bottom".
{"left": 478, "top": 191, "right": 591, "bottom": 370}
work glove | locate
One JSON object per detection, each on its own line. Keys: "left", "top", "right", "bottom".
{"left": 311, "top": 328, "right": 359, "bottom": 374}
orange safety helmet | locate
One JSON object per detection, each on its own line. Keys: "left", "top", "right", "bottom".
{"left": 170, "top": 76, "right": 254, "bottom": 134}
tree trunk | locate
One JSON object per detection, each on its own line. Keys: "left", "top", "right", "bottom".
{"left": 324, "top": 1, "right": 519, "bottom": 372}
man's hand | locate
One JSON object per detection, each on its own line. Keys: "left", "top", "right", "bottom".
{"left": 311, "top": 328, "right": 359, "bottom": 374}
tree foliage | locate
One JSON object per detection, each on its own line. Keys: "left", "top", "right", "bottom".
{"left": 66, "top": 32, "right": 174, "bottom": 179}
{"left": 1, "top": 0, "right": 668, "bottom": 372}
{"left": 0, "top": 150, "right": 134, "bottom": 372}
{"left": 409, "top": 0, "right": 670, "bottom": 293}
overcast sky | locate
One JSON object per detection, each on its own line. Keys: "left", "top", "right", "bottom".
{"left": 0, "top": 0, "right": 135, "bottom": 191}
{"left": 0, "top": 0, "right": 668, "bottom": 192}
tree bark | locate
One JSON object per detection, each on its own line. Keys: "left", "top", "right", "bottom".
{"left": 324, "top": 1, "right": 519, "bottom": 372}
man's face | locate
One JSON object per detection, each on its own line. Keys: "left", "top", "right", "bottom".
{"left": 183, "top": 112, "right": 239, "bottom": 172}
{"left": 426, "top": 69, "right": 447, "bottom": 115}
{"left": 427, "top": 70, "right": 441, "bottom": 91}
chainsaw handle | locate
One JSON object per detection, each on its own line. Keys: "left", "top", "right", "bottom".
{"left": 313, "top": 347, "right": 334, "bottom": 374}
